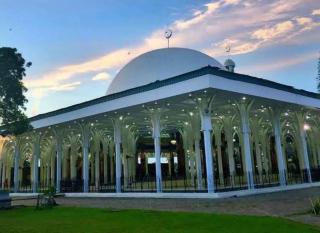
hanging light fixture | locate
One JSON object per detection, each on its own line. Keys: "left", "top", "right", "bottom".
{"left": 170, "top": 132, "right": 177, "bottom": 145}
{"left": 170, "top": 139, "right": 177, "bottom": 145}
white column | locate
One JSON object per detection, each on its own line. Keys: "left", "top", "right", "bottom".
{"left": 6, "top": 165, "right": 11, "bottom": 189}
{"left": 194, "top": 137, "right": 203, "bottom": 190}
{"left": 189, "top": 153, "right": 196, "bottom": 187}
{"left": 251, "top": 119, "right": 263, "bottom": 184}
{"left": 281, "top": 137, "right": 287, "bottom": 171}
{"left": 272, "top": 109, "right": 287, "bottom": 186}
{"left": 103, "top": 142, "right": 108, "bottom": 183}
{"left": 1, "top": 164, "right": 5, "bottom": 189}
{"left": 214, "top": 127, "right": 224, "bottom": 186}
{"left": 90, "top": 158, "right": 94, "bottom": 184}
{"left": 46, "top": 164, "right": 50, "bottom": 186}
{"left": 238, "top": 132, "right": 247, "bottom": 173}
{"left": 238, "top": 103, "right": 254, "bottom": 190}
{"left": 224, "top": 117, "right": 235, "bottom": 177}
{"left": 95, "top": 151, "right": 100, "bottom": 189}
{"left": 200, "top": 106, "right": 215, "bottom": 193}
{"left": 256, "top": 141, "right": 263, "bottom": 180}
{"left": 113, "top": 119, "right": 122, "bottom": 193}
{"left": 82, "top": 144, "right": 89, "bottom": 192}
{"left": 62, "top": 155, "right": 68, "bottom": 180}
{"left": 13, "top": 141, "right": 20, "bottom": 192}
{"left": 56, "top": 136, "right": 62, "bottom": 193}
{"left": 151, "top": 112, "right": 162, "bottom": 193}
{"left": 261, "top": 130, "right": 271, "bottom": 172}
{"left": 109, "top": 142, "right": 115, "bottom": 184}
{"left": 50, "top": 156, "right": 55, "bottom": 185}
{"left": 81, "top": 124, "right": 90, "bottom": 192}
{"left": 32, "top": 137, "right": 40, "bottom": 193}
{"left": 70, "top": 149, "right": 77, "bottom": 180}
{"left": 122, "top": 141, "right": 128, "bottom": 188}
{"left": 296, "top": 113, "right": 312, "bottom": 183}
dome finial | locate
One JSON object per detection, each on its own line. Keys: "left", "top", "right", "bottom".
{"left": 224, "top": 43, "right": 236, "bottom": 72}
{"left": 165, "top": 29, "right": 173, "bottom": 48}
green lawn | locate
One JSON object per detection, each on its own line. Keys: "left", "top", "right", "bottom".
{"left": 0, "top": 207, "right": 319, "bottom": 233}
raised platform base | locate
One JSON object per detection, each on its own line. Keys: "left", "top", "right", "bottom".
{"left": 9, "top": 182, "right": 320, "bottom": 199}
{"left": 0, "top": 191, "right": 11, "bottom": 208}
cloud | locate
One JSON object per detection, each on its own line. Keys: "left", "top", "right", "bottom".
{"left": 296, "top": 17, "right": 313, "bottom": 25}
{"left": 49, "top": 81, "right": 81, "bottom": 91}
{"left": 239, "top": 52, "right": 317, "bottom": 74}
{"left": 312, "top": 9, "right": 320, "bottom": 15}
{"left": 92, "top": 72, "right": 112, "bottom": 81}
{"left": 174, "top": 2, "right": 221, "bottom": 30}
{"left": 252, "top": 21, "right": 294, "bottom": 40}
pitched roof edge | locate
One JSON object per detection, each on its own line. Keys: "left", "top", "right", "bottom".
{"left": 29, "top": 66, "right": 320, "bottom": 121}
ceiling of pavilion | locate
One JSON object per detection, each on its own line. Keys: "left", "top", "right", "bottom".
{"left": 42, "top": 87, "right": 313, "bottom": 141}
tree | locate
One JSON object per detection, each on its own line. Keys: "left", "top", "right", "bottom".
{"left": 0, "top": 47, "right": 31, "bottom": 135}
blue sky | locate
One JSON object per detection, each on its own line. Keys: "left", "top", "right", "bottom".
{"left": 1, "top": 0, "right": 319, "bottom": 116}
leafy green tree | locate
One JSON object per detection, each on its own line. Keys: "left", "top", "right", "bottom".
{"left": 0, "top": 47, "right": 31, "bottom": 135}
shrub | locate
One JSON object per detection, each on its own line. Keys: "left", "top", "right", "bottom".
{"left": 36, "top": 186, "right": 57, "bottom": 209}
{"left": 310, "top": 198, "right": 320, "bottom": 216}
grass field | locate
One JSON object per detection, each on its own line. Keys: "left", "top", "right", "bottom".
{"left": 0, "top": 207, "right": 319, "bottom": 233}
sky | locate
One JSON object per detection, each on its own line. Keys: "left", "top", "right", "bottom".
{"left": 1, "top": 0, "right": 320, "bottom": 117}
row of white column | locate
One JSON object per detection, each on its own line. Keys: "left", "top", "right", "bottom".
{"left": 9, "top": 103, "right": 313, "bottom": 193}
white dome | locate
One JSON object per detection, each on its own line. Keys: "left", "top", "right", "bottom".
{"left": 106, "top": 47, "right": 224, "bottom": 95}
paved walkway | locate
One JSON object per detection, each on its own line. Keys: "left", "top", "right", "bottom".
{"left": 12, "top": 187, "right": 320, "bottom": 226}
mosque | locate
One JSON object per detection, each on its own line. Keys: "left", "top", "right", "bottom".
{"left": 0, "top": 47, "right": 320, "bottom": 195}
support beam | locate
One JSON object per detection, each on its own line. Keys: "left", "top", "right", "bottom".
{"left": 296, "top": 113, "right": 312, "bottom": 183}
{"left": 238, "top": 102, "right": 254, "bottom": 190}
{"left": 95, "top": 151, "right": 100, "bottom": 189}
{"left": 271, "top": 109, "right": 287, "bottom": 186}
{"left": 214, "top": 125, "right": 224, "bottom": 186}
{"left": 109, "top": 142, "right": 115, "bottom": 184}
{"left": 32, "top": 135, "right": 41, "bottom": 193}
{"left": 1, "top": 164, "right": 5, "bottom": 189}
{"left": 113, "top": 118, "right": 122, "bottom": 193}
{"left": 151, "top": 111, "right": 162, "bottom": 193}
{"left": 13, "top": 139, "right": 20, "bottom": 193}
{"left": 55, "top": 132, "right": 63, "bottom": 193}
{"left": 122, "top": 132, "right": 129, "bottom": 189}
{"left": 223, "top": 116, "right": 235, "bottom": 186}
{"left": 50, "top": 156, "right": 55, "bottom": 186}
{"left": 199, "top": 97, "right": 215, "bottom": 193}
{"left": 70, "top": 150, "right": 77, "bottom": 180}
{"left": 194, "top": 137, "right": 203, "bottom": 190}
{"left": 251, "top": 119, "right": 263, "bottom": 184}
{"left": 62, "top": 153, "right": 68, "bottom": 180}
{"left": 103, "top": 142, "right": 108, "bottom": 183}
{"left": 190, "top": 107, "right": 203, "bottom": 190}
{"left": 80, "top": 123, "right": 90, "bottom": 192}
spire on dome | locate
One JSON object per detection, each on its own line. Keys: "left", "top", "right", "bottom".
{"left": 224, "top": 59, "right": 235, "bottom": 72}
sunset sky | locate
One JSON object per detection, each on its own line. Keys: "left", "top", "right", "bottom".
{"left": 1, "top": 0, "right": 320, "bottom": 116}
